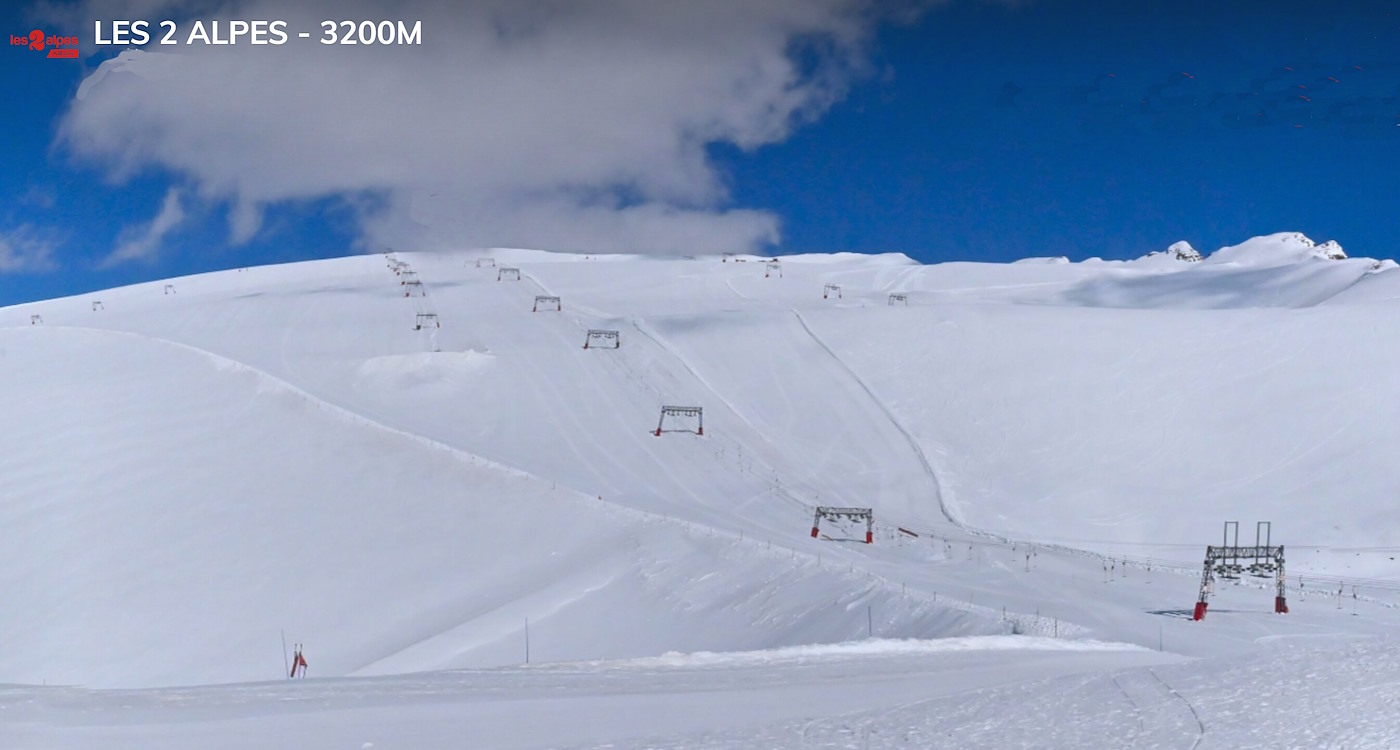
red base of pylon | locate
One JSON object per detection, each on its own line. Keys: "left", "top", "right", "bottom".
{"left": 811, "top": 527, "right": 819, "bottom": 538}
{"left": 1193, "top": 601, "right": 1208, "bottom": 621}
{"left": 697, "top": 427, "right": 703, "bottom": 436}
{"left": 654, "top": 428, "right": 662, "bottom": 436}
{"left": 865, "top": 531, "right": 873, "bottom": 544}
{"left": 1275, "top": 596, "right": 1289, "bottom": 614}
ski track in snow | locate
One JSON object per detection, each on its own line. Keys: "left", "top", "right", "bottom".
{"left": 47, "top": 323, "right": 560, "bottom": 494}
{"left": 1150, "top": 668, "right": 1207, "bottom": 750}
{"left": 791, "top": 308, "right": 965, "bottom": 528}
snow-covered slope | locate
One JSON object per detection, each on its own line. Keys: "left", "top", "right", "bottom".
{"left": 0, "top": 305, "right": 992, "bottom": 688}
{"left": 3, "top": 233, "right": 1400, "bottom": 703}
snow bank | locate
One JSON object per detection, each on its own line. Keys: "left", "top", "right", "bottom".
{"left": 570, "top": 635, "right": 1148, "bottom": 669}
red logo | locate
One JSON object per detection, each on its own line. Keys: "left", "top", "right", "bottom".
{"left": 10, "top": 28, "right": 78, "bottom": 58}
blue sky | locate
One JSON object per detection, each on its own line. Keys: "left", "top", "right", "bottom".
{"left": 722, "top": 0, "right": 1400, "bottom": 261}
{"left": 2, "top": 1, "right": 1397, "bottom": 306}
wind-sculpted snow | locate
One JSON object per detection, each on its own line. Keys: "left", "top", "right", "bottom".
{"left": 1057, "top": 255, "right": 1381, "bottom": 308}
{"left": 1055, "top": 233, "right": 1379, "bottom": 308}
{"left": 572, "top": 635, "right": 1150, "bottom": 669}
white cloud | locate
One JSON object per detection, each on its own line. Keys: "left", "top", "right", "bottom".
{"left": 226, "top": 199, "right": 262, "bottom": 245}
{"left": 104, "top": 187, "right": 185, "bottom": 266}
{"left": 0, "top": 226, "right": 59, "bottom": 273}
{"left": 55, "top": 0, "right": 918, "bottom": 255}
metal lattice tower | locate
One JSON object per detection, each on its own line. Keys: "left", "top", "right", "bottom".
{"left": 811, "top": 507, "right": 874, "bottom": 544}
{"left": 584, "top": 329, "right": 620, "bottom": 349}
{"left": 1194, "top": 521, "right": 1287, "bottom": 620}
{"left": 655, "top": 406, "right": 703, "bottom": 436}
